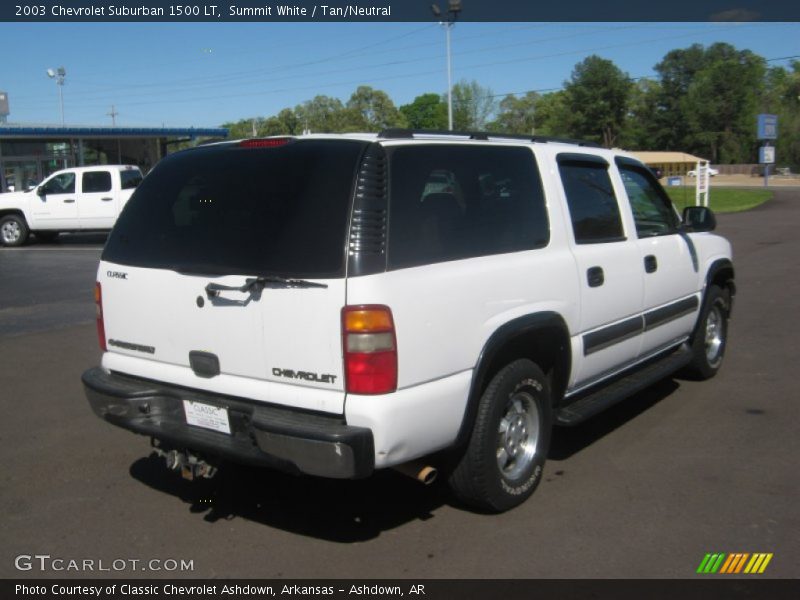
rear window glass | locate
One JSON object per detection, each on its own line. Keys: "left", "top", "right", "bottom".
{"left": 103, "top": 140, "right": 366, "bottom": 278}
{"left": 387, "top": 145, "right": 548, "bottom": 269}
{"left": 120, "top": 170, "right": 143, "bottom": 190}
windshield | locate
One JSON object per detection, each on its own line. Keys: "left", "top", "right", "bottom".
{"left": 103, "top": 139, "right": 366, "bottom": 278}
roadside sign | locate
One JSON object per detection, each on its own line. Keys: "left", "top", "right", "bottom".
{"left": 667, "top": 176, "right": 682, "bottom": 187}
{"left": 757, "top": 114, "right": 778, "bottom": 140}
{"left": 695, "top": 161, "right": 710, "bottom": 207}
{"left": 759, "top": 146, "right": 775, "bottom": 164}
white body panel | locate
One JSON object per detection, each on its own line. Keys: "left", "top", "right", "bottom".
{"left": 344, "top": 249, "right": 579, "bottom": 391}
{"left": 346, "top": 370, "right": 473, "bottom": 468}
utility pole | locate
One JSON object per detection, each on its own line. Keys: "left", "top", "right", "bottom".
{"left": 107, "top": 105, "right": 119, "bottom": 126}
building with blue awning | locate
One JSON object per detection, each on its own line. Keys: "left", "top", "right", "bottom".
{"left": 0, "top": 124, "right": 228, "bottom": 193}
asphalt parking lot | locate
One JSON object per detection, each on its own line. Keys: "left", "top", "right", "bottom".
{"left": 0, "top": 192, "right": 798, "bottom": 580}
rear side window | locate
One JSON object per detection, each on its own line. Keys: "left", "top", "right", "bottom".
{"left": 120, "top": 170, "right": 143, "bottom": 190}
{"left": 103, "top": 140, "right": 366, "bottom": 278}
{"left": 558, "top": 158, "right": 625, "bottom": 244}
{"left": 82, "top": 171, "right": 112, "bottom": 193}
{"left": 387, "top": 145, "right": 548, "bottom": 269}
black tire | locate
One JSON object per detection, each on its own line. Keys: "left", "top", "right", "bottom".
{"left": 448, "top": 359, "right": 553, "bottom": 512}
{"left": 684, "top": 285, "right": 730, "bottom": 380}
{"left": 0, "top": 214, "right": 30, "bottom": 247}
{"left": 35, "top": 231, "right": 60, "bottom": 243}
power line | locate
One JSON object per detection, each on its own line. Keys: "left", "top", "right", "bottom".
{"left": 15, "top": 22, "right": 760, "bottom": 110}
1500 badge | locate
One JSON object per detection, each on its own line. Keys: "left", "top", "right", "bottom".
{"left": 272, "top": 368, "right": 337, "bottom": 384}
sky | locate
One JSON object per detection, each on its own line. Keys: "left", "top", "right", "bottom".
{"left": 0, "top": 21, "right": 798, "bottom": 128}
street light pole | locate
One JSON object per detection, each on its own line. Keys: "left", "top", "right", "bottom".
{"left": 47, "top": 67, "right": 66, "bottom": 126}
{"left": 445, "top": 21, "right": 453, "bottom": 131}
{"left": 431, "top": 2, "right": 462, "bottom": 131}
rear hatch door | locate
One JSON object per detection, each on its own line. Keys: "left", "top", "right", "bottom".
{"left": 99, "top": 139, "right": 368, "bottom": 414}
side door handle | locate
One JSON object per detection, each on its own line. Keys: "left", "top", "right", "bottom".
{"left": 587, "top": 266, "right": 604, "bottom": 288}
{"left": 644, "top": 255, "right": 658, "bottom": 273}
{"left": 63, "top": 199, "right": 75, "bottom": 203}
{"left": 101, "top": 197, "right": 113, "bottom": 202}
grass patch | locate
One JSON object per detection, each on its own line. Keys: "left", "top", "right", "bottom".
{"left": 665, "top": 187, "right": 773, "bottom": 213}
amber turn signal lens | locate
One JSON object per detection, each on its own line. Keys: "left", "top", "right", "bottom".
{"left": 343, "top": 308, "right": 393, "bottom": 332}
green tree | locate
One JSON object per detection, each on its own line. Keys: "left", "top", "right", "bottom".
{"left": 262, "top": 108, "right": 301, "bottom": 135}
{"left": 399, "top": 93, "right": 448, "bottom": 129}
{"left": 649, "top": 43, "right": 768, "bottom": 162}
{"left": 450, "top": 79, "right": 496, "bottom": 130}
{"left": 344, "top": 86, "right": 406, "bottom": 132}
{"left": 563, "top": 55, "right": 632, "bottom": 147}
{"left": 682, "top": 46, "right": 765, "bottom": 163}
{"left": 294, "top": 95, "right": 347, "bottom": 133}
{"left": 528, "top": 90, "right": 571, "bottom": 137}
{"left": 650, "top": 44, "right": 708, "bottom": 150}
{"left": 763, "top": 60, "right": 800, "bottom": 170}
{"left": 620, "top": 79, "right": 662, "bottom": 149}
{"left": 221, "top": 117, "right": 261, "bottom": 138}
{"left": 488, "top": 92, "right": 539, "bottom": 135}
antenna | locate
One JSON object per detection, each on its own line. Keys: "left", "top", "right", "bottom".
{"left": 107, "top": 104, "right": 119, "bottom": 126}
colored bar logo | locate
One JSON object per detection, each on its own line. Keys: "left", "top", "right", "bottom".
{"left": 697, "top": 553, "right": 773, "bottom": 574}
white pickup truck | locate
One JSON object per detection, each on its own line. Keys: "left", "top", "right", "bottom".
{"left": 0, "top": 165, "right": 143, "bottom": 246}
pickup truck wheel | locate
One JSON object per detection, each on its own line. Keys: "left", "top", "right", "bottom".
{"left": 0, "top": 214, "right": 29, "bottom": 247}
{"left": 685, "top": 285, "right": 730, "bottom": 380}
{"left": 448, "top": 359, "right": 552, "bottom": 512}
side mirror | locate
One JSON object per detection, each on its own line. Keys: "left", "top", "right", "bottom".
{"left": 36, "top": 186, "right": 45, "bottom": 197}
{"left": 683, "top": 206, "right": 716, "bottom": 232}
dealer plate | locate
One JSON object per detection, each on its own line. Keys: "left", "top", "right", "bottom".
{"left": 183, "top": 400, "right": 231, "bottom": 435}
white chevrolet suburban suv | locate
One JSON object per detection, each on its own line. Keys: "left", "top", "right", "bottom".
{"left": 82, "top": 131, "right": 734, "bottom": 512}
{"left": 0, "top": 165, "right": 143, "bottom": 246}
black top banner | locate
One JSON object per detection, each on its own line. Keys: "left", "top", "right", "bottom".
{"left": 2, "top": 0, "right": 800, "bottom": 22}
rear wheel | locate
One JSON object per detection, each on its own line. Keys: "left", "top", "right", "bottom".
{"left": 684, "top": 285, "right": 730, "bottom": 380}
{"left": 448, "top": 359, "right": 553, "bottom": 512}
{"left": 0, "top": 214, "right": 29, "bottom": 247}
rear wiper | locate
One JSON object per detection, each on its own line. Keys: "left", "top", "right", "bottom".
{"left": 205, "top": 275, "right": 327, "bottom": 298}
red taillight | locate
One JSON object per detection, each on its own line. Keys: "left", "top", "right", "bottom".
{"left": 238, "top": 138, "right": 291, "bottom": 148}
{"left": 342, "top": 305, "right": 397, "bottom": 395}
{"left": 94, "top": 282, "right": 107, "bottom": 352}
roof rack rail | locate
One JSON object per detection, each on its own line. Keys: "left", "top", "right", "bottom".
{"left": 377, "top": 128, "right": 601, "bottom": 148}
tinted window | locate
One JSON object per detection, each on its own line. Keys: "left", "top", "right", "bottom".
{"left": 103, "top": 140, "right": 366, "bottom": 278}
{"left": 618, "top": 165, "right": 679, "bottom": 237}
{"left": 120, "top": 170, "right": 143, "bottom": 190}
{"left": 82, "top": 171, "right": 112, "bottom": 193}
{"left": 388, "top": 145, "right": 548, "bottom": 269}
{"left": 558, "top": 160, "right": 624, "bottom": 244}
{"left": 41, "top": 172, "right": 75, "bottom": 195}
